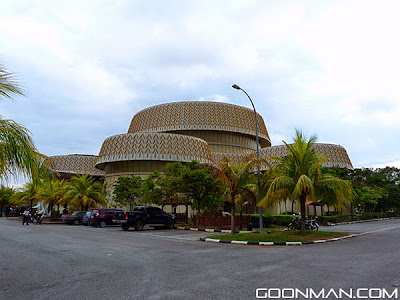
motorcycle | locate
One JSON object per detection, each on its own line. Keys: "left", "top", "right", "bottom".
{"left": 305, "top": 218, "right": 319, "bottom": 231}
{"left": 32, "top": 213, "right": 42, "bottom": 225}
{"left": 287, "top": 214, "right": 300, "bottom": 231}
{"left": 288, "top": 215, "right": 319, "bottom": 231}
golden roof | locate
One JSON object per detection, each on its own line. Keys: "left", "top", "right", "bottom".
{"left": 255, "top": 143, "right": 353, "bottom": 170}
{"left": 50, "top": 155, "right": 105, "bottom": 176}
{"left": 127, "top": 101, "right": 270, "bottom": 147}
{"left": 96, "top": 132, "right": 215, "bottom": 170}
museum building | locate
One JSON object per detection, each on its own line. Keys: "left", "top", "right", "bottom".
{"left": 50, "top": 101, "right": 353, "bottom": 213}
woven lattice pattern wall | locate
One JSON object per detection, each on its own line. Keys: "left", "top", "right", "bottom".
{"left": 50, "top": 155, "right": 104, "bottom": 176}
{"left": 96, "top": 132, "right": 214, "bottom": 169}
{"left": 127, "top": 101, "right": 270, "bottom": 147}
{"left": 255, "top": 143, "right": 353, "bottom": 170}
{"left": 212, "top": 152, "right": 250, "bottom": 167}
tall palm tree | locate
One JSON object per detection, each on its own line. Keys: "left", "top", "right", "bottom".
{"left": 220, "top": 159, "right": 256, "bottom": 235}
{"left": 64, "top": 174, "right": 106, "bottom": 211}
{"left": 0, "top": 63, "right": 51, "bottom": 184}
{"left": 260, "top": 130, "right": 355, "bottom": 235}
{"left": 12, "top": 181, "right": 43, "bottom": 210}
{"left": 40, "top": 179, "right": 67, "bottom": 213}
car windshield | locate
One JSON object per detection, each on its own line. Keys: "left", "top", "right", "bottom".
{"left": 72, "top": 211, "right": 79, "bottom": 216}
{"left": 133, "top": 207, "right": 145, "bottom": 212}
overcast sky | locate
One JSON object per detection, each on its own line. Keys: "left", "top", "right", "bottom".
{"left": 1, "top": 0, "right": 400, "bottom": 182}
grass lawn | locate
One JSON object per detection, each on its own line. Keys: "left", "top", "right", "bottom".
{"left": 206, "top": 230, "right": 348, "bottom": 243}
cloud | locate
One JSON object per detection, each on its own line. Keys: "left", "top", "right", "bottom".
{"left": 1, "top": 0, "right": 400, "bottom": 176}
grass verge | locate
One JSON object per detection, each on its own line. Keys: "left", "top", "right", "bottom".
{"left": 206, "top": 230, "right": 348, "bottom": 243}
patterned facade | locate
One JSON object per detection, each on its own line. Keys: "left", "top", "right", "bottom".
{"left": 50, "top": 101, "right": 353, "bottom": 204}
{"left": 50, "top": 154, "right": 104, "bottom": 177}
{"left": 128, "top": 101, "right": 271, "bottom": 148}
{"left": 96, "top": 132, "right": 214, "bottom": 170}
{"left": 254, "top": 143, "right": 353, "bottom": 170}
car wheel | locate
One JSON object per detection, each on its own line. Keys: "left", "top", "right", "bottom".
{"left": 134, "top": 220, "right": 144, "bottom": 231}
{"left": 166, "top": 221, "right": 174, "bottom": 229}
{"left": 99, "top": 221, "right": 106, "bottom": 228}
{"left": 122, "top": 224, "right": 130, "bottom": 231}
{"left": 73, "top": 219, "right": 80, "bottom": 225}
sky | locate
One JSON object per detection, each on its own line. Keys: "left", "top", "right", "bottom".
{"left": 1, "top": 0, "right": 400, "bottom": 185}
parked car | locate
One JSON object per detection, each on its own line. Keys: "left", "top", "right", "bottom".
{"left": 61, "top": 211, "right": 87, "bottom": 225}
{"left": 82, "top": 211, "right": 92, "bottom": 226}
{"left": 89, "top": 208, "right": 124, "bottom": 228}
{"left": 113, "top": 206, "right": 176, "bottom": 231}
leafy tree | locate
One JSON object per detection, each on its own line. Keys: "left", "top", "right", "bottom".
{"left": 351, "top": 167, "right": 400, "bottom": 213}
{"left": 141, "top": 172, "right": 163, "bottom": 205}
{"left": 260, "top": 130, "right": 355, "bottom": 235}
{"left": 220, "top": 159, "right": 256, "bottom": 235}
{"left": 181, "top": 161, "right": 224, "bottom": 214}
{"left": 64, "top": 174, "right": 105, "bottom": 211}
{"left": 0, "top": 185, "right": 14, "bottom": 216}
{"left": 355, "top": 186, "right": 386, "bottom": 213}
{"left": 113, "top": 175, "right": 143, "bottom": 210}
{"left": 0, "top": 63, "right": 51, "bottom": 184}
{"left": 157, "top": 162, "right": 186, "bottom": 213}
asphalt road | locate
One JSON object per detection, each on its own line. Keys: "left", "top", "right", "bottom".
{"left": 1, "top": 218, "right": 399, "bottom": 300}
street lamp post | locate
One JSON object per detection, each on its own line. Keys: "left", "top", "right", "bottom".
{"left": 232, "top": 84, "right": 263, "bottom": 234}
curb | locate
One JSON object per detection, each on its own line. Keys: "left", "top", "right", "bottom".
{"left": 176, "top": 227, "right": 254, "bottom": 234}
{"left": 199, "top": 233, "right": 367, "bottom": 246}
{"left": 327, "top": 217, "right": 400, "bottom": 226}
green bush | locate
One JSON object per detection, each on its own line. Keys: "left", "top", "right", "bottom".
{"left": 271, "top": 214, "right": 294, "bottom": 226}
{"left": 317, "top": 214, "right": 351, "bottom": 225}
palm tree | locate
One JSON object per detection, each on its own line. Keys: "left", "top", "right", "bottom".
{"left": 64, "top": 174, "right": 106, "bottom": 211}
{"left": 220, "top": 159, "right": 256, "bottom": 235}
{"left": 40, "top": 179, "right": 67, "bottom": 213}
{"left": 0, "top": 64, "right": 24, "bottom": 99}
{"left": 12, "top": 181, "right": 43, "bottom": 210}
{"left": 0, "top": 63, "right": 51, "bottom": 184}
{"left": 0, "top": 185, "right": 14, "bottom": 216}
{"left": 259, "top": 130, "right": 355, "bottom": 235}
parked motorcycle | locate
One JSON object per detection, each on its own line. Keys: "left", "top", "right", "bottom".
{"left": 288, "top": 215, "right": 319, "bottom": 231}
{"left": 305, "top": 218, "right": 319, "bottom": 231}
{"left": 32, "top": 213, "right": 42, "bottom": 225}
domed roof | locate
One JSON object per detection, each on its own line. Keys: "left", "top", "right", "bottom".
{"left": 127, "top": 101, "right": 270, "bottom": 148}
{"left": 96, "top": 132, "right": 215, "bottom": 170}
{"left": 50, "top": 154, "right": 104, "bottom": 176}
{"left": 256, "top": 143, "right": 353, "bottom": 170}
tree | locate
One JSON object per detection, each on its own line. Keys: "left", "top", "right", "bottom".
{"left": 0, "top": 63, "right": 51, "bottom": 184}
{"left": 260, "top": 130, "right": 355, "bottom": 235}
{"left": 355, "top": 186, "right": 386, "bottom": 213}
{"left": 64, "top": 174, "right": 105, "bottom": 211}
{"left": 113, "top": 175, "right": 143, "bottom": 210}
{"left": 0, "top": 185, "right": 14, "bottom": 216}
{"left": 141, "top": 172, "right": 162, "bottom": 205}
{"left": 0, "top": 64, "right": 24, "bottom": 99}
{"left": 181, "top": 161, "right": 224, "bottom": 215}
{"left": 40, "top": 179, "right": 67, "bottom": 213}
{"left": 157, "top": 162, "right": 186, "bottom": 214}
{"left": 12, "top": 181, "right": 42, "bottom": 209}
{"left": 220, "top": 159, "right": 256, "bottom": 235}
{"left": 350, "top": 167, "right": 400, "bottom": 213}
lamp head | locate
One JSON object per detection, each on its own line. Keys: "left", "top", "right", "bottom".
{"left": 232, "top": 84, "right": 241, "bottom": 90}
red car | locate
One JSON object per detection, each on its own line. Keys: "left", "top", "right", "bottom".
{"left": 89, "top": 208, "right": 124, "bottom": 228}
{"left": 61, "top": 211, "right": 87, "bottom": 225}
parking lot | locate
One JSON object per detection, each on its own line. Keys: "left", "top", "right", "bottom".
{"left": 1, "top": 218, "right": 400, "bottom": 300}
